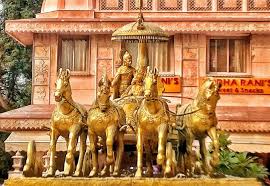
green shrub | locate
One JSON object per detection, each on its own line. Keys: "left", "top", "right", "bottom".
{"left": 215, "top": 131, "right": 269, "bottom": 179}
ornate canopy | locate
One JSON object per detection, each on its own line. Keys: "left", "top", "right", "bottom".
{"left": 111, "top": 18, "right": 169, "bottom": 43}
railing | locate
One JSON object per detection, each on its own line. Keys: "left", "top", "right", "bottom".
{"left": 98, "top": 0, "right": 270, "bottom": 12}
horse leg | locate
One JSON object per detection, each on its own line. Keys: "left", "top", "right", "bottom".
{"left": 144, "top": 141, "right": 153, "bottom": 177}
{"left": 89, "top": 131, "right": 98, "bottom": 177}
{"left": 64, "top": 126, "right": 80, "bottom": 176}
{"left": 185, "top": 130, "right": 194, "bottom": 177}
{"left": 74, "top": 129, "right": 87, "bottom": 177}
{"left": 112, "top": 131, "right": 124, "bottom": 177}
{"left": 199, "top": 138, "right": 209, "bottom": 175}
{"left": 47, "top": 128, "right": 59, "bottom": 177}
{"left": 100, "top": 126, "right": 117, "bottom": 177}
{"left": 105, "top": 126, "right": 117, "bottom": 165}
{"left": 208, "top": 127, "right": 219, "bottom": 169}
{"left": 164, "top": 142, "right": 173, "bottom": 178}
{"left": 135, "top": 127, "right": 143, "bottom": 178}
{"left": 157, "top": 124, "right": 168, "bottom": 166}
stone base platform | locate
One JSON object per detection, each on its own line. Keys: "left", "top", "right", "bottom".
{"left": 5, "top": 177, "right": 262, "bottom": 186}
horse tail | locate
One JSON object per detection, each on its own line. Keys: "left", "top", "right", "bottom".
{"left": 176, "top": 104, "right": 191, "bottom": 131}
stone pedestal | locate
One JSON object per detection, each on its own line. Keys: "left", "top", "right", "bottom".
{"left": 5, "top": 177, "right": 263, "bottom": 186}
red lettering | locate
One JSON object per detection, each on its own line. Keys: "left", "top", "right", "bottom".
{"left": 168, "top": 78, "right": 171, "bottom": 85}
{"left": 231, "top": 80, "right": 237, "bottom": 86}
{"left": 161, "top": 78, "right": 168, "bottom": 84}
{"left": 223, "top": 79, "right": 230, "bottom": 86}
{"left": 247, "top": 80, "right": 253, "bottom": 86}
{"left": 240, "top": 79, "right": 246, "bottom": 86}
{"left": 255, "top": 80, "right": 263, "bottom": 86}
{"left": 174, "top": 78, "right": 179, "bottom": 85}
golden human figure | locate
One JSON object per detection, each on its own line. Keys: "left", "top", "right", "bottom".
{"left": 122, "top": 68, "right": 145, "bottom": 97}
{"left": 112, "top": 51, "right": 136, "bottom": 99}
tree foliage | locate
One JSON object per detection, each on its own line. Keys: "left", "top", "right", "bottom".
{"left": 0, "top": 0, "right": 43, "bottom": 109}
{"left": 0, "top": 0, "right": 43, "bottom": 182}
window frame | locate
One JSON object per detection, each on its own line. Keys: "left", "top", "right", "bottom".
{"left": 123, "top": 36, "right": 175, "bottom": 75}
{"left": 58, "top": 35, "right": 91, "bottom": 76}
{"left": 206, "top": 36, "right": 251, "bottom": 77}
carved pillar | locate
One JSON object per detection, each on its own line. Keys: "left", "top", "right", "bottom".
{"left": 9, "top": 151, "right": 24, "bottom": 178}
{"left": 32, "top": 34, "right": 51, "bottom": 105}
{"left": 212, "top": 0, "right": 217, "bottom": 11}
{"left": 181, "top": 34, "right": 201, "bottom": 104}
{"left": 152, "top": 0, "right": 158, "bottom": 11}
{"left": 182, "top": 0, "right": 188, "bottom": 11}
{"left": 242, "top": 0, "right": 248, "bottom": 11}
{"left": 89, "top": 0, "right": 96, "bottom": 9}
{"left": 123, "top": 0, "right": 129, "bottom": 11}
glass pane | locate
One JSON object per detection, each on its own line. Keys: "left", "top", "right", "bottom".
{"left": 124, "top": 38, "right": 174, "bottom": 73}
{"left": 229, "top": 39, "right": 245, "bottom": 73}
{"left": 209, "top": 39, "right": 227, "bottom": 72}
{"left": 61, "top": 40, "right": 74, "bottom": 70}
{"left": 209, "top": 40, "right": 217, "bottom": 72}
{"left": 216, "top": 40, "right": 227, "bottom": 72}
{"left": 74, "top": 40, "right": 87, "bottom": 71}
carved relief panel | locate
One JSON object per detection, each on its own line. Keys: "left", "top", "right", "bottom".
{"left": 33, "top": 45, "right": 50, "bottom": 104}
{"left": 217, "top": 0, "right": 242, "bottom": 11}
{"left": 188, "top": 0, "right": 212, "bottom": 11}
{"left": 97, "top": 46, "right": 113, "bottom": 81}
{"left": 129, "top": 0, "right": 153, "bottom": 10}
{"left": 159, "top": 0, "right": 182, "bottom": 11}
{"left": 248, "top": 0, "right": 270, "bottom": 11}
{"left": 99, "top": 0, "right": 124, "bottom": 10}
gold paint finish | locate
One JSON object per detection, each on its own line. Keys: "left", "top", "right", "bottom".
{"left": 112, "top": 51, "right": 136, "bottom": 99}
{"left": 135, "top": 67, "right": 173, "bottom": 178}
{"left": 23, "top": 141, "right": 43, "bottom": 177}
{"left": 5, "top": 178, "right": 263, "bottom": 186}
{"left": 176, "top": 78, "right": 222, "bottom": 176}
{"left": 47, "top": 68, "right": 87, "bottom": 177}
{"left": 87, "top": 72, "right": 126, "bottom": 177}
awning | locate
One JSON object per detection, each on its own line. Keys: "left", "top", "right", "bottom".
{"left": 6, "top": 18, "right": 270, "bottom": 46}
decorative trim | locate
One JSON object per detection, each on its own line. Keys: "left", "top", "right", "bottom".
{"left": 7, "top": 21, "right": 270, "bottom": 33}
{"left": 0, "top": 119, "right": 50, "bottom": 131}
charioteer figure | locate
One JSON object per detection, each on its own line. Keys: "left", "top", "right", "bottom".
{"left": 112, "top": 51, "right": 136, "bottom": 99}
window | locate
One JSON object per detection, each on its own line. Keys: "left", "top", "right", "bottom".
{"left": 59, "top": 36, "right": 90, "bottom": 75}
{"left": 208, "top": 37, "right": 249, "bottom": 75}
{"left": 124, "top": 37, "right": 175, "bottom": 73}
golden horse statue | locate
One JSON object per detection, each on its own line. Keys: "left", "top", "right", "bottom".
{"left": 87, "top": 73, "right": 126, "bottom": 177}
{"left": 47, "top": 68, "right": 87, "bottom": 177}
{"left": 135, "top": 67, "right": 174, "bottom": 178}
{"left": 176, "top": 78, "right": 221, "bottom": 176}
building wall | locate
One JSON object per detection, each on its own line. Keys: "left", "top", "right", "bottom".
{"left": 32, "top": 33, "right": 270, "bottom": 106}
{"left": 32, "top": 34, "right": 122, "bottom": 105}
{"left": 219, "top": 34, "right": 270, "bottom": 107}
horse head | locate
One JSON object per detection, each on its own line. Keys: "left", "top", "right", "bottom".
{"left": 144, "top": 67, "right": 159, "bottom": 101}
{"left": 54, "top": 68, "right": 71, "bottom": 102}
{"left": 196, "top": 78, "right": 222, "bottom": 111}
{"left": 97, "top": 72, "right": 111, "bottom": 112}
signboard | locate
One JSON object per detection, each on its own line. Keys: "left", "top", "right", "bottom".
{"left": 211, "top": 78, "right": 270, "bottom": 95}
{"left": 159, "top": 75, "right": 181, "bottom": 93}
